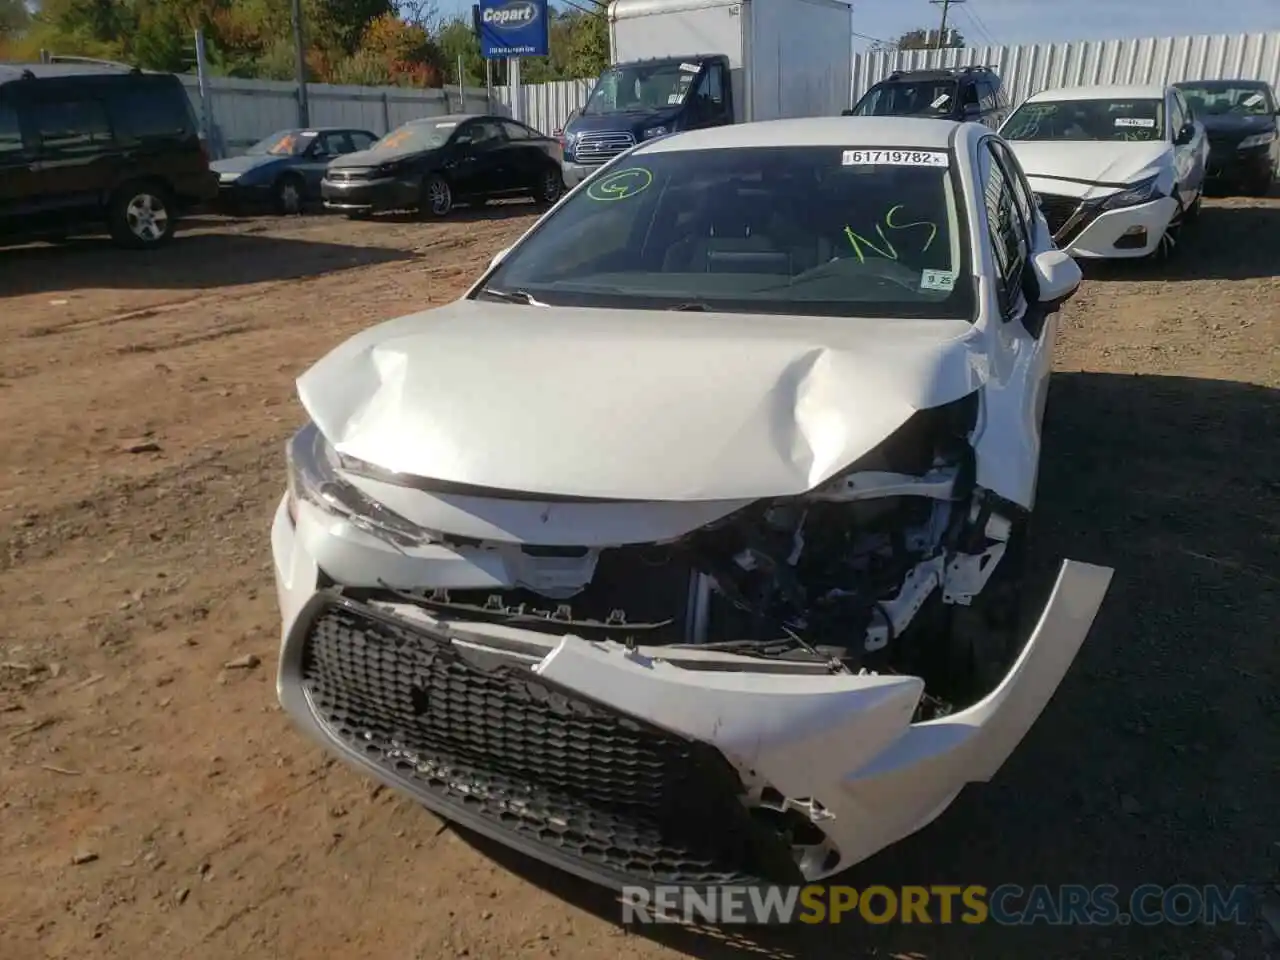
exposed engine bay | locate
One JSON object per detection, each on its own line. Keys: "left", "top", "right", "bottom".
{"left": 347, "top": 394, "right": 1024, "bottom": 716}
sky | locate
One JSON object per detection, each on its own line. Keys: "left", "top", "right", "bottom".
{"left": 434, "top": 0, "right": 1280, "bottom": 50}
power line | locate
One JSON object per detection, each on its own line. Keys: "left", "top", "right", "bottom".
{"left": 853, "top": 29, "right": 892, "bottom": 46}
{"left": 962, "top": 1, "right": 1000, "bottom": 46}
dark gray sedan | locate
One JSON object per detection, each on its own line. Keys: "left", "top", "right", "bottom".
{"left": 212, "top": 127, "right": 380, "bottom": 214}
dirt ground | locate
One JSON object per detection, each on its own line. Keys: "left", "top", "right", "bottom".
{"left": 1, "top": 196, "right": 1277, "bottom": 960}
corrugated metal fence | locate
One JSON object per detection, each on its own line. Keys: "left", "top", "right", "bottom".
{"left": 180, "top": 76, "right": 501, "bottom": 157}
{"left": 493, "top": 78, "right": 593, "bottom": 139}
{"left": 182, "top": 31, "right": 1280, "bottom": 156}
{"left": 852, "top": 31, "right": 1280, "bottom": 108}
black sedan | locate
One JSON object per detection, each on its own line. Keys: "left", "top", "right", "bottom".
{"left": 212, "top": 128, "right": 380, "bottom": 214}
{"left": 320, "top": 114, "right": 566, "bottom": 218}
{"left": 1174, "top": 79, "right": 1280, "bottom": 196}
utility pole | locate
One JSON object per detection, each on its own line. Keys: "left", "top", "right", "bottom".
{"left": 929, "top": 0, "right": 963, "bottom": 50}
{"left": 291, "top": 0, "right": 310, "bottom": 126}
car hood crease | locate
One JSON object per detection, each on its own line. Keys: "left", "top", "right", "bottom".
{"left": 1007, "top": 140, "right": 1169, "bottom": 196}
{"left": 297, "top": 300, "right": 989, "bottom": 502}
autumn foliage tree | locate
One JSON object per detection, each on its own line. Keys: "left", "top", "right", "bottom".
{"left": 0, "top": 0, "right": 611, "bottom": 87}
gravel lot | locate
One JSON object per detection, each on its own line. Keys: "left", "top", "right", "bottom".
{"left": 1, "top": 197, "right": 1277, "bottom": 960}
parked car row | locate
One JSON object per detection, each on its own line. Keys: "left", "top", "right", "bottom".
{"left": 212, "top": 114, "right": 568, "bottom": 220}
{"left": 0, "top": 58, "right": 570, "bottom": 250}
{"left": 846, "top": 65, "right": 1278, "bottom": 263}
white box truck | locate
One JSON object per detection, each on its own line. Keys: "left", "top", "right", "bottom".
{"left": 560, "top": 0, "right": 853, "bottom": 185}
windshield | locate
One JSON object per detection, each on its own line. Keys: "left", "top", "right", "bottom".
{"left": 373, "top": 121, "right": 457, "bottom": 152}
{"left": 853, "top": 80, "right": 960, "bottom": 118}
{"left": 246, "top": 130, "right": 315, "bottom": 156}
{"left": 1001, "top": 98, "right": 1165, "bottom": 142}
{"left": 1178, "top": 83, "right": 1275, "bottom": 117}
{"left": 582, "top": 61, "right": 701, "bottom": 115}
{"left": 480, "top": 145, "right": 973, "bottom": 320}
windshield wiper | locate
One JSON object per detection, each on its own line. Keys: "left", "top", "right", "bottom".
{"left": 476, "top": 288, "right": 547, "bottom": 306}
{"left": 669, "top": 302, "right": 712, "bottom": 311}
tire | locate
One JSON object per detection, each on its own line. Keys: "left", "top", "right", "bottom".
{"left": 421, "top": 175, "right": 453, "bottom": 218}
{"left": 107, "top": 182, "right": 176, "bottom": 250}
{"left": 1244, "top": 170, "right": 1274, "bottom": 198}
{"left": 946, "top": 515, "right": 1031, "bottom": 703}
{"left": 533, "top": 165, "right": 564, "bottom": 206}
{"left": 1145, "top": 202, "right": 1185, "bottom": 263}
{"left": 1183, "top": 191, "right": 1203, "bottom": 222}
{"left": 273, "top": 174, "right": 305, "bottom": 215}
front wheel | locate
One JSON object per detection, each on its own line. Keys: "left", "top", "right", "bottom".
{"left": 1244, "top": 169, "right": 1274, "bottom": 197}
{"left": 1146, "top": 204, "right": 1185, "bottom": 263}
{"left": 946, "top": 515, "right": 1031, "bottom": 704}
{"left": 421, "top": 175, "right": 453, "bottom": 218}
{"left": 274, "top": 175, "right": 305, "bottom": 215}
{"left": 533, "top": 166, "right": 564, "bottom": 206}
{"left": 108, "top": 182, "right": 176, "bottom": 250}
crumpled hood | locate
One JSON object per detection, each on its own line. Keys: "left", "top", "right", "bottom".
{"left": 296, "top": 300, "right": 989, "bottom": 502}
{"left": 210, "top": 154, "right": 281, "bottom": 175}
{"left": 1007, "top": 139, "right": 1170, "bottom": 198}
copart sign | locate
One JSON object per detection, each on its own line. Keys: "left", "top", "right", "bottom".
{"left": 476, "top": 0, "right": 549, "bottom": 58}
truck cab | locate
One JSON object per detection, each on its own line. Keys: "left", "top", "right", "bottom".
{"left": 561, "top": 55, "right": 733, "bottom": 185}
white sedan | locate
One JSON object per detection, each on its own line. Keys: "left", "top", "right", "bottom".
{"left": 1000, "top": 83, "right": 1209, "bottom": 260}
{"left": 270, "top": 117, "right": 1112, "bottom": 891}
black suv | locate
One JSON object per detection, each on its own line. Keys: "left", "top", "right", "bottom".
{"left": 0, "top": 59, "right": 218, "bottom": 249}
{"left": 844, "top": 66, "right": 1010, "bottom": 129}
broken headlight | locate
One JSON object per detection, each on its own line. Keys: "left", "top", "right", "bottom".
{"left": 285, "top": 422, "right": 436, "bottom": 547}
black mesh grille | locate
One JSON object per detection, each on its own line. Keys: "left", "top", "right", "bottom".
{"left": 1036, "top": 193, "right": 1080, "bottom": 236}
{"left": 297, "top": 598, "right": 803, "bottom": 888}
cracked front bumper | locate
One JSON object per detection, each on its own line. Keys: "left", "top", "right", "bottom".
{"left": 1063, "top": 196, "right": 1179, "bottom": 259}
{"left": 271, "top": 494, "right": 1112, "bottom": 889}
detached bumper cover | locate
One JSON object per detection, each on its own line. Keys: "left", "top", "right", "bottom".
{"left": 272, "top": 497, "right": 1113, "bottom": 889}
{"left": 280, "top": 594, "right": 803, "bottom": 887}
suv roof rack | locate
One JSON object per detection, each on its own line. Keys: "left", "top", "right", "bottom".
{"left": 41, "top": 53, "right": 142, "bottom": 73}
{"left": 888, "top": 65, "right": 998, "bottom": 81}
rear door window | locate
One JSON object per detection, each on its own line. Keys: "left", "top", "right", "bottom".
{"left": 108, "top": 81, "right": 193, "bottom": 140}
{"left": 32, "top": 96, "right": 113, "bottom": 152}
{"left": 0, "top": 98, "right": 24, "bottom": 156}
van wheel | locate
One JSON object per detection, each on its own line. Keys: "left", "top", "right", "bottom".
{"left": 274, "top": 174, "right": 305, "bottom": 215}
{"left": 108, "top": 183, "right": 176, "bottom": 249}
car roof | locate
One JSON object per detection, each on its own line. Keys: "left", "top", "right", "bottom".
{"left": 636, "top": 116, "right": 966, "bottom": 155}
{"left": 0, "top": 61, "right": 151, "bottom": 81}
{"left": 408, "top": 113, "right": 483, "bottom": 126}
{"left": 1025, "top": 83, "right": 1168, "bottom": 102}
{"left": 1173, "top": 78, "right": 1271, "bottom": 89}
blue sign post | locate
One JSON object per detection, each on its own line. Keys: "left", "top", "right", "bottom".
{"left": 474, "top": 0, "right": 550, "bottom": 59}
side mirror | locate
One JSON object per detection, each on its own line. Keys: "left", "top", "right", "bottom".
{"left": 962, "top": 103, "right": 982, "bottom": 120}
{"left": 1030, "top": 248, "right": 1081, "bottom": 313}
{"left": 1174, "top": 122, "right": 1195, "bottom": 145}
{"left": 841, "top": 108, "right": 855, "bottom": 117}
{"left": 489, "top": 247, "right": 510, "bottom": 270}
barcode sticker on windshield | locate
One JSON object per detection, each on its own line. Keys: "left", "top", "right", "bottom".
{"left": 1244, "top": 92, "right": 1265, "bottom": 107}
{"left": 668, "top": 93, "right": 682, "bottom": 104}
{"left": 680, "top": 62, "right": 700, "bottom": 73}
{"left": 1114, "top": 117, "right": 1156, "bottom": 128}
{"left": 843, "top": 149, "right": 949, "bottom": 167}
{"left": 931, "top": 94, "right": 952, "bottom": 108}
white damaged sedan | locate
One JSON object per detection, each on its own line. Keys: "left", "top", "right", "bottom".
{"left": 271, "top": 117, "right": 1113, "bottom": 890}
{"left": 1000, "top": 83, "right": 1209, "bottom": 260}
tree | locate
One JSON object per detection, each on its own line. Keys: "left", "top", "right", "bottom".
{"left": 0, "top": 0, "right": 30, "bottom": 37}
{"left": 895, "top": 26, "right": 965, "bottom": 50}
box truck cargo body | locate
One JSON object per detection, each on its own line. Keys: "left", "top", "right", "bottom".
{"left": 560, "top": 0, "right": 853, "bottom": 184}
